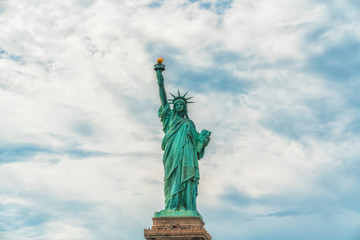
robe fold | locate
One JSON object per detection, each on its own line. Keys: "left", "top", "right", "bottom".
{"left": 159, "top": 103, "right": 205, "bottom": 211}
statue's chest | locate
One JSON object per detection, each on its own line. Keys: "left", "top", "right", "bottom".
{"left": 170, "top": 117, "right": 190, "bottom": 131}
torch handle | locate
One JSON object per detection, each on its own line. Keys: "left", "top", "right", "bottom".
{"left": 154, "top": 63, "right": 165, "bottom": 71}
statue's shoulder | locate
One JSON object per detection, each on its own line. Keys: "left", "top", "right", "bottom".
{"left": 159, "top": 103, "right": 173, "bottom": 120}
{"left": 188, "top": 119, "right": 196, "bottom": 127}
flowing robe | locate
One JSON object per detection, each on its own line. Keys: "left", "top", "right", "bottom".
{"left": 159, "top": 103, "right": 205, "bottom": 211}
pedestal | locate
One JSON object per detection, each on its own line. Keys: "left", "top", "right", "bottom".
{"left": 144, "top": 217, "right": 212, "bottom": 240}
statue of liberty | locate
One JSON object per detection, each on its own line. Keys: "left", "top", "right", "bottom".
{"left": 154, "top": 58, "right": 211, "bottom": 218}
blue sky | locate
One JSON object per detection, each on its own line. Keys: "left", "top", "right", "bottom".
{"left": 1, "top": 0, "right": 360, "bottom": 239}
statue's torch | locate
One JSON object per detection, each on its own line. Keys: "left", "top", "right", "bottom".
{"left": 154, "top": 57, "right": 165, "bottom": 71}
{"left": 154, "top": 58, "right": 165, "bottom": 87}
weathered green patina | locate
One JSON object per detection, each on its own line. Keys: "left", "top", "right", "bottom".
{"left": 154, "top": 59, "right": 211, "bottom": 219}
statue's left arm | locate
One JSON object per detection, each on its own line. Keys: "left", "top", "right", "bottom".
{"left": 195, "top": 128, "right": 211, "bottom": 159}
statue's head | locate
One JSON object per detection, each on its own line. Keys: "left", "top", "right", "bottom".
{"left": 174, "top": 99, "right": 187, "bottom": 116}
{"left": 170, "top": 90, "right": 194, "bottom": 118}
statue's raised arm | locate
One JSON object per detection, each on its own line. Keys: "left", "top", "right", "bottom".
{"left": 154, "top": 58, "right": 167, "bottom": 107}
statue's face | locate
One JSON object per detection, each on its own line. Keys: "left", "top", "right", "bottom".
{"left": 174, "top": 101, "right": 186, "bottom": 113}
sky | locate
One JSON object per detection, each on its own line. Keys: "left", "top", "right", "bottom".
{"left": 0, "top": 0, "right": 360, "bottom": 239}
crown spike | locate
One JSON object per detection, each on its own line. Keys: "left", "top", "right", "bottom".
{"left": 168, "top": 89, "right": 194, "bottom": 105}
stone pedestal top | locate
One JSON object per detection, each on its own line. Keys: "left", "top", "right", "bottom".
{"left": 144, "top": 216, "right": 212, "bottom": 240}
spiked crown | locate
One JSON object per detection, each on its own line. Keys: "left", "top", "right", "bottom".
{"left": 169, "top": 89, "right": 194, "bottom": 105}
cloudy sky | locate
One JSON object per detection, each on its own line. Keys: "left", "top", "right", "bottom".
{"left": 1, "top": 0, "right": 360, "bottom": 239}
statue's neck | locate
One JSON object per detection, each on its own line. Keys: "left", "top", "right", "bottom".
{"left": 175, "top": 111, "right": 185, "bottom": 118}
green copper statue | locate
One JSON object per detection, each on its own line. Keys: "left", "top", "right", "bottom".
{"left": 154, "top": 58, "right": 211, "bottom": 218}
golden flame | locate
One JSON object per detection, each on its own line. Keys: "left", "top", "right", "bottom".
{"left": 157, "top": 57, "right": 164, "bottom": 64}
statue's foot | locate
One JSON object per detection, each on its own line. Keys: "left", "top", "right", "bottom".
{"left": 154, "top": 209, "right": 202, "bottom": 219}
